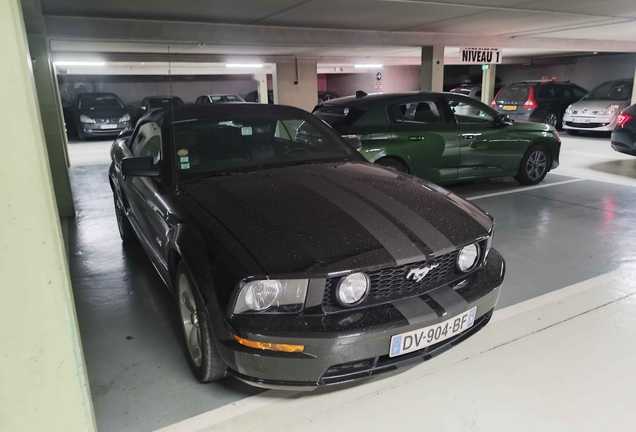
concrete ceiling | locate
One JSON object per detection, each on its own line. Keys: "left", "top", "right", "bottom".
{"left": 35, "top": 0, "right": 636, "bottom": 63}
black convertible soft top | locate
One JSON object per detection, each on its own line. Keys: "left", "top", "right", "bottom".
{"left": 147, "top": 103, "right": 310, "bottom": 125}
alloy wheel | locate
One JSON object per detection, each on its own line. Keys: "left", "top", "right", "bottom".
{"left": 178, "top": 274, "right": 202, "bottom": 367}
{"left": 545, "top": 113, "right": 558, "bottom": 127}
{"left": 526, "top": 150, "right": 548, "bottom": 181}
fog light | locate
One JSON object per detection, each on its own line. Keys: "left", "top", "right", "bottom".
{"left": 336, "top": 272, "right": 369, "bottom": 306}
{"left": 232, "top": 335, "right": 304, "bottom": 353}
{"left": 457, "top": 244, "right": 479, "bottom": 273}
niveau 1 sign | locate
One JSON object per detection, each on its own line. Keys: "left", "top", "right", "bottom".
{"left": 460, "top": 47, "right": 502, "bottom": 64}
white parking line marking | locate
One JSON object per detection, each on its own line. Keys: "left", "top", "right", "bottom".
{"left": 466, "top": 178, "right": 585, "bottom": 201}
{"left": 154, "top": 267, "right": 631, "bottom": 432}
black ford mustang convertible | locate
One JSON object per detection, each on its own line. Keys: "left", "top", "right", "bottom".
{"left": 109, "top": 104, "right": 505, "bottom": 389}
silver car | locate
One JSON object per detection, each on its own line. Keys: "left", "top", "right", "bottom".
{"left": 563, "top": 79, "right": 633, "bottom": 135}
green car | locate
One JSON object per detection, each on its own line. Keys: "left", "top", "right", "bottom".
{"left": 313, "top": 92, "right": 561, "bottom": 185}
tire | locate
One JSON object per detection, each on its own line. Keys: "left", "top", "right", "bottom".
{"left": 514, "top": 144, "right": 551, "bottom": 186}
{"left": 113, "top": 195, "right": 136, "bottom": 244}
{"left": 376, "top": 157, "right": 408, "bottom": 173}
{"left": 175, "top": 261, "right": 226, "bottom": 383}
{"left": 543, "top": 111, "right": 560, "bottom": 129}
{"left": 566, "top": 130, "right": 580, "bottom": 136}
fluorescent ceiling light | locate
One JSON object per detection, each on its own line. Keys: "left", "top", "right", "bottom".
{"left": 226, "top": 64, "right": 263, "bottom": 68}
{"left": 355, "top": 64, "right": 383, "bottom": 68}
{"left": 54, "top": 61, "right": 106, "bottom": 67}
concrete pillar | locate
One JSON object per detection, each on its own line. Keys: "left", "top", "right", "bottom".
{"left": 274, "top": 61, "right": 318, "bottom": 112}
{"left": 481, "top": 64, "right": 497, "bottom": 105}
{"left": 632, "top": 65, "right": 636, "bottom": 106}
{"left": 0, "top": 0, "right": 96, "bottom": 431}
{"left": 421, "top": 46, "right": 444, "bottom": 93}
{"left": 22, "top": 0, "right": 74, "bottom": 217}
{"left": 252, "top": 73, "right": 268, "bottom": 104}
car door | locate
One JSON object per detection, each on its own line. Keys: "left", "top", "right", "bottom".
{"left": 445, "top": 95, "right": 522, "bottom": 179}
{"left": 387, "top": 97, "right": 459, "bottom": 182}
{"left": 125, "top": 122, "right": 169, "bottom": 269}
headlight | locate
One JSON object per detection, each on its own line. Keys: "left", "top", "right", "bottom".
{"left": 119, "top": 113, "right": 131, "bottom": 122}
{"left": 565, "top": 105, "right": 573, "bottom": 114}
{"left": 80, "top": 115, "right": 95, "bottom": 124}
{"left": 457, "top": 244, "right": 480, "bottom": 273}
{"left": 233, "top": 279, "right": 308, "bottom": 314}
{"left": 597, "top": 105, "right": 620, "bottom": 116}
{"left": 336, "top": 272, "right": 369, "bottom": 306}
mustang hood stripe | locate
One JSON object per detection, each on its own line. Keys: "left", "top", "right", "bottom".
{"left": 392, "top": 297, "right": 438, "bottom": 325}
{"left": 306, "top": 167, "right": 455, "bottom": 257}
{"left": 279, "top": 173, "right": 426, "bottom": 266}
{"left": 427, "top": 285, "right": 469, "bottom": 317}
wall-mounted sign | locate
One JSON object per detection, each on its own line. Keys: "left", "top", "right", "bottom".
{"left": 375, "top": 71, "right": 383, "bottom": 91}
{"left": 460, "top": 47, "right": 502, "bottom": 64}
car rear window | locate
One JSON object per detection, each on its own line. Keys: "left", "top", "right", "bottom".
{"left": 496, "top": 86, "right": 529, "bottom": 103}
{"left": 313, "top": 105, "right": 369, "bottom": 129}
{"left": 584, "top": 81, "right": 633, "bottom": 101}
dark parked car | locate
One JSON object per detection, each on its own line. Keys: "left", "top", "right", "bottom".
{"left": 318, "top": 91, "right": 340, "bottom": 103}
{"left": 611, "top": 104, "right": 636, "bottom": 155}
{"left": 109, "top": 103, "right": 504, "bottom": 388}
{"left": 314, "top": 92, "right": 561, "bottom": 185}
{"left": 195, "top": 94, "right": 245, "bottom": 104}
{"left": 138, "top": 96, "right": 185, "bottom": 118}
{"left": 492, "top": 80, "right": 587, "bottom": 128}
{"left": 244, "top": 90, "right": 274, "bottom": 104}
{"left": 563, "top": 79, "right": 634, "bottom": 135}
{"left": 72, "top": 93, "right": 134, "bottom": 140}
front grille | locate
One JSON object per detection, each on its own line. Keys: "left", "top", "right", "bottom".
{"left": 94, "top": 117, "right": 121, "bottom": 124}
{"left": 323, "top": 250, "right": 461, "bottom": 313}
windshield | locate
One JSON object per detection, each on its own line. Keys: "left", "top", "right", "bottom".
{"left": 173, "top": 114, "right": 359, "bottom": 181}
{"left": 149, "top": 98, "right": 184, "bottom": 109}
{"left": 78, "top": 94, "right": 124, "bottom": 110}
{"left": 496, "top": 85, "right": 529, "bottom": 102}
{"left": 210, "top": 95, "right": 244, "bottom": 103}
{"left": 583, "top": 81, "right": 632, "bottom": 101}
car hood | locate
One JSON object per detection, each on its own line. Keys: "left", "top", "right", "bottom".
{"left": 569, "top": 99, "right": 631, "bottom": 112}
{"left": 511, "top": 120, "right": 553, "bottom": 132}
{"left": 76, "top": 108, "right": 127, "bottom": 118}
{"left": 181, "top": 162, "right": 493, "bottom": 277}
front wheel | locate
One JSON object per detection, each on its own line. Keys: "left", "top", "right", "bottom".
{"left": 176, "top": 261, "right": 227, "bottom": 383}
{"left": 515, "top": 145, "right": 551, "bottom": 185}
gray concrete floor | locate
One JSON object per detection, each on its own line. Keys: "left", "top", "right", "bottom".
{"left": 66, "top": 133, "right": 636, "bottom": 432}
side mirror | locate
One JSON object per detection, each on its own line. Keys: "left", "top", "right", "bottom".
{"left": 496, "top": 113, "right": 514, "bottom": 126}
{"left": 343, "top": 136, "right": 363, "bottom": 152}
{"left": 140, "top": 106, "right": 147, "bottom": 111}
{"left": 121, "top": 156, "right": 161, "bottom": 177}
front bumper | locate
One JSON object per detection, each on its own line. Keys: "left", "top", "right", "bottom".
{"left": 81, "top": 122, "right": 132, "bottom": 136}
{"left": 562, "top": 114, "right": 616, "bottom": 131}
{"left": 217, "top": 249, "right": 505, "bottom": 389}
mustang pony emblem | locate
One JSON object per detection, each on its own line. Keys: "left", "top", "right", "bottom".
{"left": 406, "top": 263, "right": 440, "bottom": 283}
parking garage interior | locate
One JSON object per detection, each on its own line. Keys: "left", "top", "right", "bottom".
{"left": 3, "top": 0, "right": 636, "bottom": 431}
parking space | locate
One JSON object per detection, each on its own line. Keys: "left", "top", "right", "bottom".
{"left": 65, "top": 133, "right": 636, "bottom": 432}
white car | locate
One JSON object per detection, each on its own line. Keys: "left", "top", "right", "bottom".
{"left": 562, "top": 79, "right": 633, "bottom": 135}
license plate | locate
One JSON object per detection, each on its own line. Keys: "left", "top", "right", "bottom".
{"left": 573, "top": 118, "right": 591, "bottom": 124}
{"left": 503, "top": 105, "right": 517, "bottom": 111}
{"left": 101, "top": 124, "right": 117, "bottom": 129}
{"left": 389, "top": 307, "right": 477, "bottom": 358}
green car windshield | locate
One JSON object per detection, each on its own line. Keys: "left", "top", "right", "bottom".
{"left": 172, "top": 115, "right": 359, "bottom": 181}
